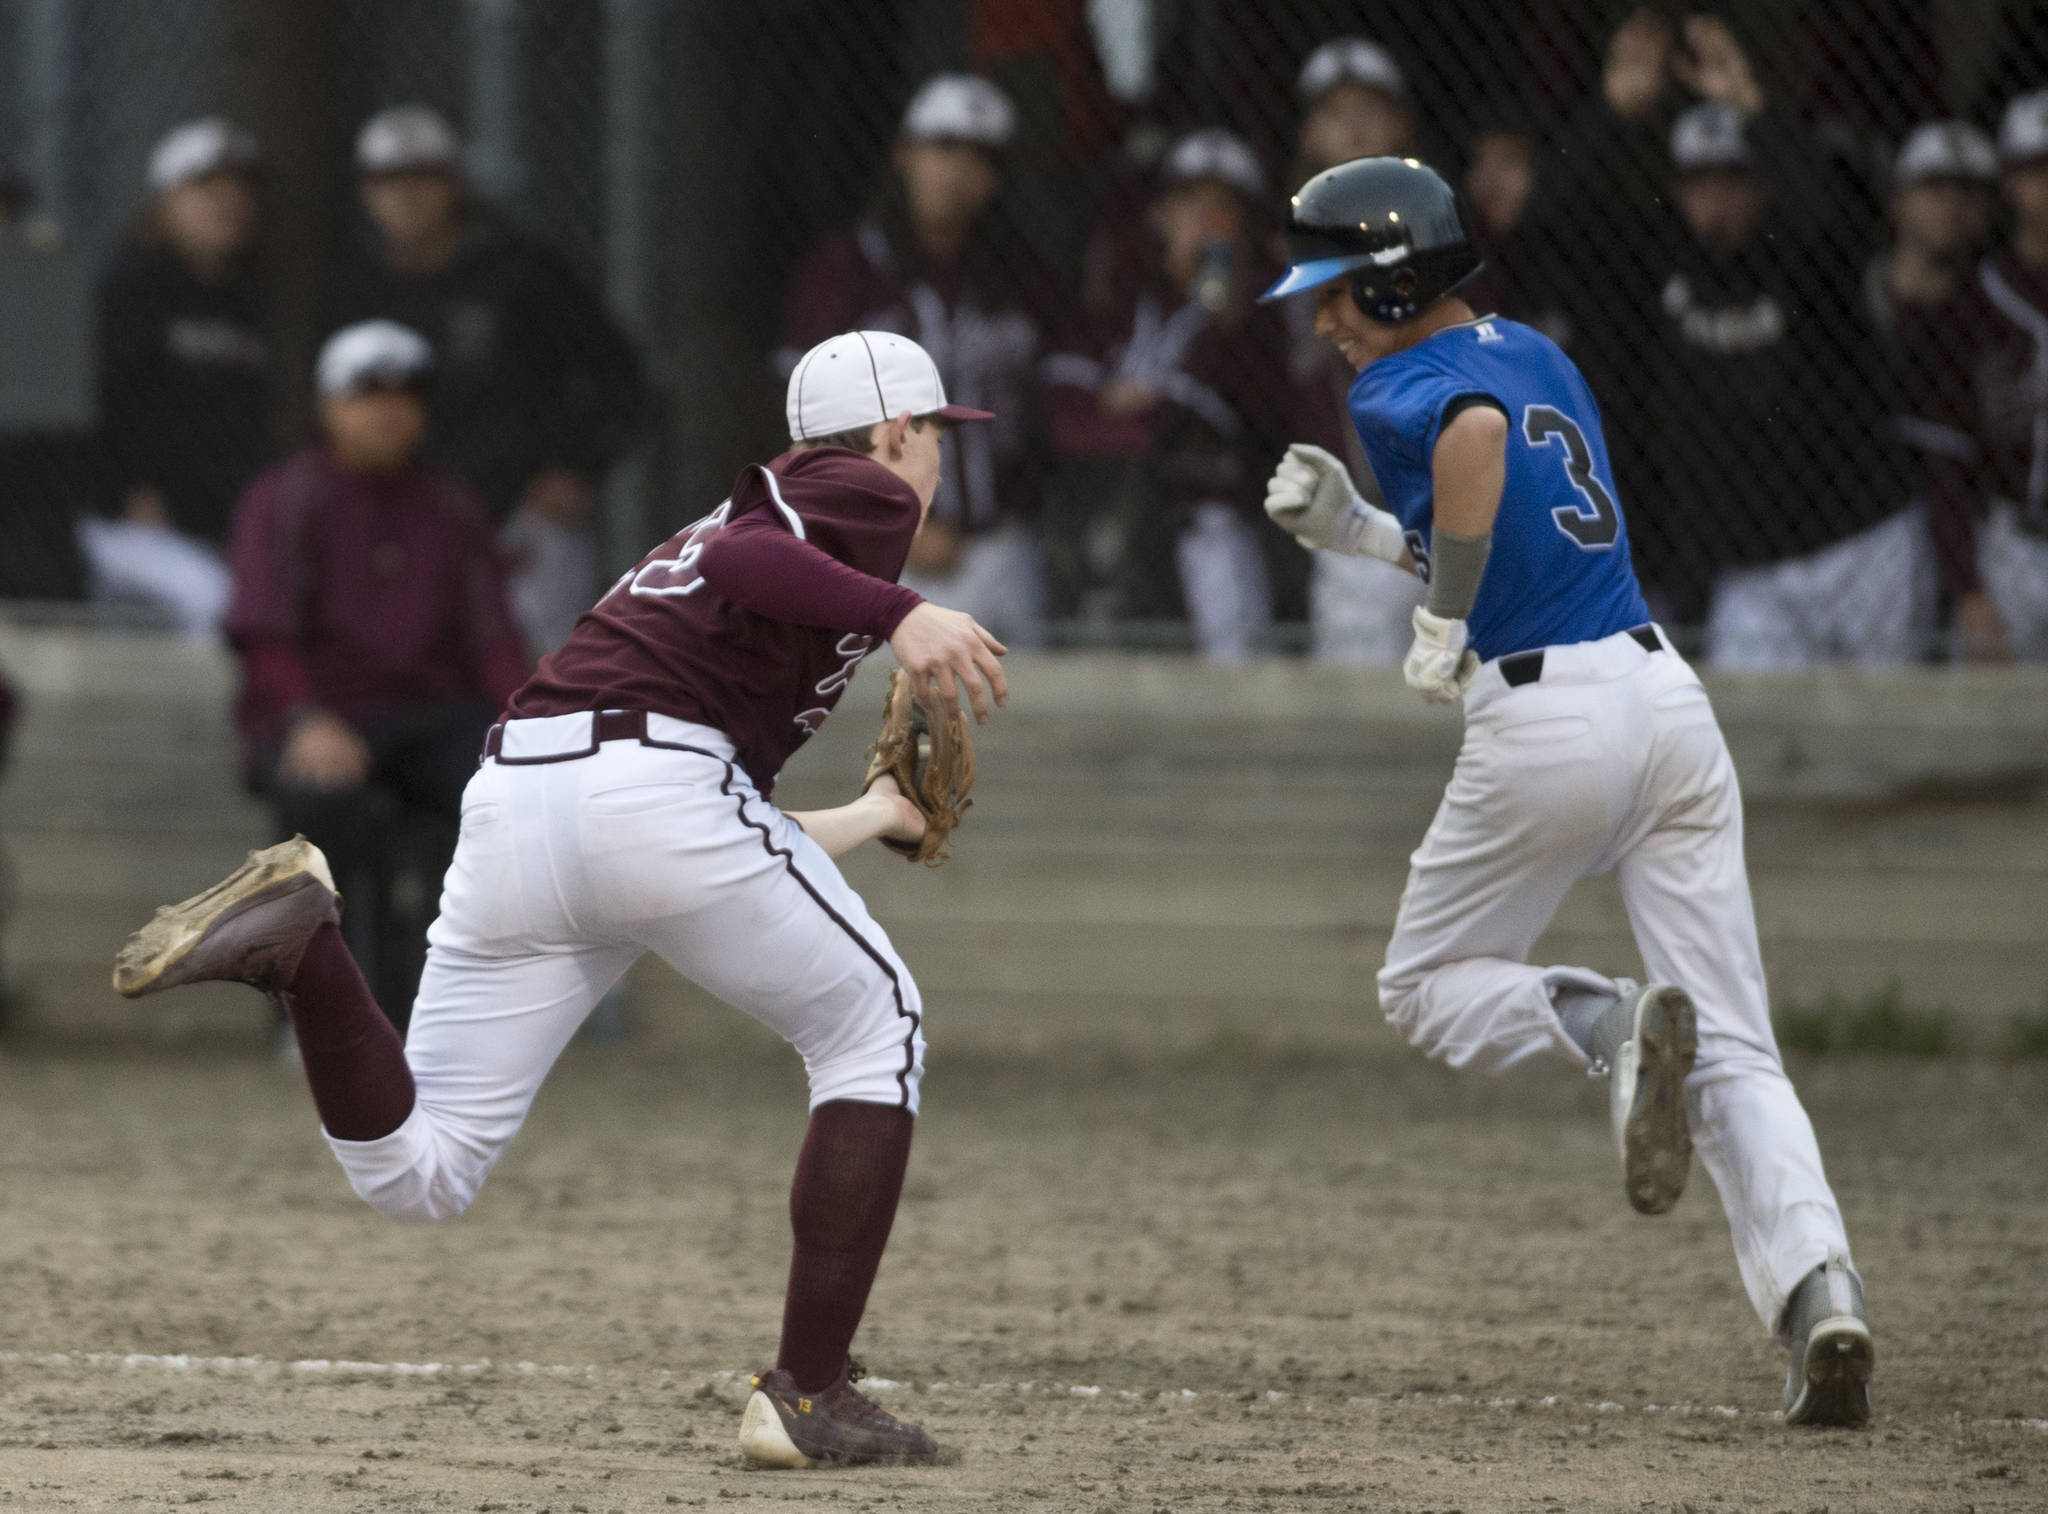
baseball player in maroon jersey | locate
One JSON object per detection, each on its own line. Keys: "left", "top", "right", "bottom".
{"left": 113, "top": 329, "right": 1008, "bottom": 1468}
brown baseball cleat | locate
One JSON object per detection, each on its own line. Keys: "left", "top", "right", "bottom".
{"left": 737, "top": 1361, "right": 940, "bottom": 1467}
{"left": 112, "top": 837, "right": 340, "bottom": 999}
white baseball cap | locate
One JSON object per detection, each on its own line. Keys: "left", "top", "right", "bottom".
{"left": 1297, "top": 37, "right": 1406, "bottom": 103}
{"left": 2000, "top": 90, "right": 2048, "bottom": 164}
{"left": 785, "top": 330, "right": 994, "bottom": 443}
{"left": 147, "top": 117, "right": 260, "bottom": 194}
{"left": 357, "top": 105, "right": 464, "bottom": 175}
{"left": 1671, "top": 102, "right": 1750, "bottom": 172}
{"left": 317, "top": 320, "right": 434, "bottom": 397}
{"left": 900, "top": 74, "right": 1016, "bottom": 149}
{"left": 1161, "top": 128, "right": 1266, "bottom": 199}
{"left": 1895, "top": 121, "right": 1998, "bottom": 186}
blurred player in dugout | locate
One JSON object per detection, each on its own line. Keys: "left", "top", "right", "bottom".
{"left": 1275, "top": 37, "right": 1430, "bottom": 663}
{"left": 1897, "top": 89, "right": 2048, "bottom": 663}
{"left": 83, "top": 117, "right": 275, "bottom": 637}
{"left": 1641, "top": 98, "right": 1925, "bottom": 665}
{"left": 332, "top": 105, "right": 651, "bottom": 657}
{"left": 1043, "top": 128, "right": 1294, "bottom": 660}
{"left": 780, "top": 74, "right": 1052, "bottom": 647}
{"left": 224, "top": 321, "right": 528, "bottom": 1030}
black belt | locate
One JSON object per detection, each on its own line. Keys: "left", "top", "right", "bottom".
{"left": 1498, "top": 625, "right": 1662, "bottom": 688}
{"left": 481, "top": 708, "right": 651, "bottom": 764}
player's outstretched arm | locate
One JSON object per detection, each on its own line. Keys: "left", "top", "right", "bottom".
{"left": 888, "top": 602, "right": 1007, "bottom": 724}
{"left": 786, "top": 776, "right": 926, "bottom": 860}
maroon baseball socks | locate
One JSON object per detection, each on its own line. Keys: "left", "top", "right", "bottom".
{"left": 775, "top": 1100, "right": 916, "bottom": 1393}
{"left": 277, "top": 921, "right": 417, "bottom": 1142}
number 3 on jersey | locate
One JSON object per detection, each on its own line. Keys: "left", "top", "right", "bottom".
{"left": 1521, "top": 404, "right": 1619, "bottom": 550}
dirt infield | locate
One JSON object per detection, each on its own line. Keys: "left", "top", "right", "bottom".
{"left": 1, "top": 1033, "right": 2044, "bottom": 1513}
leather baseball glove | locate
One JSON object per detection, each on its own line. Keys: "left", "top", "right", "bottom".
{"left": 862, "top": 668, "right": 975, "bottom": 865}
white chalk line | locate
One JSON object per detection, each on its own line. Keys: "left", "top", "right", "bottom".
{"left": 3, "top": 1350, "right": 2044, "bottom": 1437}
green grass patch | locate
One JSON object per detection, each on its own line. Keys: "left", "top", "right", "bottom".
{"left": 1774, "top": 979, "right": 1955, "bottom": 1057}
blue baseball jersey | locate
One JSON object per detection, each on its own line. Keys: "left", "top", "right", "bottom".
{"left": 1348, "top": 315, "right": 1650, "bottom": 662}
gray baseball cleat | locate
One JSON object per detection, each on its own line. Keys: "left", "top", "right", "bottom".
{"left": 1781, "top": 1254, "right": 1874, "bottom": 1427}
{"left": 738, "top": 1360, "right": 940, "bottom": 1467}
{"left": 112, "top": 836, "right": 339, "bottom": 999}
{"left": 1589, "top": 980, "right": 1697, "bottom": 1215}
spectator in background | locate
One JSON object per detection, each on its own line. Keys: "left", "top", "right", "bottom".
{"left": 1045, "top": 129, "right": 1291, "bottom": 659}
{"left": 1279, "top": 38, "right": 1425, "bottom": 663}
{"left": 1866, "top": 123, "right": 1999, "bottom": 343}
{"left": 1647, "top": 102, "right": 1924, "bottom": 665}
{"left": 780, "top": 75, "right": 1050, "bottom": 646}
{"left": 1460, "top": 105, "right": 1563, "bottom": 336}
{"left": 84, "top": 118, "right": 272, "bottom": 636}
{"left": 1866, "top": 122, "right": 2007, "bottom": 660}
{"left": 1901, "top": 92, "right": 2048, "bottom": 662}
{"left": 335, "top": 106, "right": 649, "bottom": 658}
{"left": 225, "top": 321, "right": 527, "bottom": 1027}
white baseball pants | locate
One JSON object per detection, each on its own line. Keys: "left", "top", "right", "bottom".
{"left": 1706, "top": 506, "right": 1933, "bottom": 669}
{"left": 1310, "top": 550, "right": 1425, "bottom": 665}
{"left": 1980, "top": 500, "right": 2048, "bottom": 660}
{"left": 1377, "top": 627, "right": 1851, "bottom": 1337}
{"left": 326, "top": 716, "right": 925, "bottom": 1224}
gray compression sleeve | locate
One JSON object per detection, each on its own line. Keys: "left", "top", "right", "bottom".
{"left": 1425, "top": 529, "right": 1493, "bottom": 620}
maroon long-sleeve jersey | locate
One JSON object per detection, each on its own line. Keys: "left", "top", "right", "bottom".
{"left": 509, "top": 447, "right": 925, "bottom": 795}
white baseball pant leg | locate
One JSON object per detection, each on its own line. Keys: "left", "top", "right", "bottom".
{"left": 326, "top": 723, "right": 924, "bottom": 1223}
{"left": 1979, "top": 500, "right": 2048, "bottom": 660}
{"left": 1310, "top": 551, "right": 1425, "bottom": 665}
{"left": 1706, "top": 506, "right": 1933, "bottom": 669}
{"left": 1175, "top": 502, "right": 1273, "bottom": 663}
{"left": 1376, "top": 629, "right": 1851, "bottom": 1336}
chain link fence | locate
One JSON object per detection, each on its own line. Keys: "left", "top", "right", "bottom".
{"left": 3, "top": 0, "right": 2046, "bottom": 663}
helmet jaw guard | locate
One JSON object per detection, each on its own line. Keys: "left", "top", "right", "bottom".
{"left": 1259, "top": 155, "right": 1482, "bottom": 323}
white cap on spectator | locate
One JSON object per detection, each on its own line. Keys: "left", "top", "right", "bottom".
{"left": 1160, "top": 128, "right": 1266, "bottom": 199}
{"left": 1895, "top": 121, "right": 1997, "bottom": 186}
{"left": 1671, "top": 102, "right": 1751, "bottom": 171}
{"left": 1999, "top": 90, "right": 2048, "bottom": 165}
{"left": 786, "top": 330, "right": 994, "bottom": 443}
{"left": 147, "top": 117, "right": 260, "bottom": 194}
{"left": 356, "top": 105, "right": 465, "bottom": 175}
{"left": 900, "top": 75, "right": 1017, "bottom": 149}
{"left": 317, "top": 320, "right": 434, "bottom": 397}
{"left": 1297, "top": 37, "right": 1406, "bottom": 103}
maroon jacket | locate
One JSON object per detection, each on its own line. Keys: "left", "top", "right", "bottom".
{"left": 1044, "top": 260, "right": 1295, "bottom": 527}
{"left": 224, "top": 447, "right": 529, "bottom": 754}
{"left": 1901, "top": 255, "right": 2048, "bottom": 597}
{"left": 509, "top": 447, "right": 925, "bottom": 795}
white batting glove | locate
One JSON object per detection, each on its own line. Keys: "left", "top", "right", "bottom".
{"left": 1263, "top": 443, "right": 1407, "bottom": 562}
{"left": 1403, "top": 607, "right": 1480, "bottom": 704}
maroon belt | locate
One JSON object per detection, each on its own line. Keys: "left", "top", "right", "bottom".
{"left": 481, "top": 709, "right": 651, "bottom": 765}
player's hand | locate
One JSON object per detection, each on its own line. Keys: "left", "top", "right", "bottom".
{"left": 1264, "top": 443, "right": 1407, "bottom": 561}
{"left": 1673, "top": 13, "right": 1764, "bottom": 118}
{"left": 863, "top": 773, "right": 929, "bottom": 848}
{"left": 280, "top": 710, "right": 372, "bottom": 790}
{"left": 888, "top": 602, "right": 1008, "bottom": 725}
{"left": 1957, "top": 590, "right": 2015, "bottom": 664}
{"left": 1603, "top": 9, "right": 1672, "bottom": 121}
{"left": 1403, "top": 607, "right": 1480, "bottom": 704}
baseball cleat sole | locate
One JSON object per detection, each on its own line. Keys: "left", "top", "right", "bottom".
{"left": 738, "top": 1388, "right": 817, "bottom": 1468}
{"left": 1784, "top": 1316, "right": 1875, "bottom": 1428}
{"left": 112, "top": 837, "right": 336, "bottom": 998}
{"left": 1613, "top": 984, "right": 1697, "bottom": 1215}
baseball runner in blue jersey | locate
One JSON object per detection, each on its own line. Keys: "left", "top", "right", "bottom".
{"left": 1259, "top": 157, "right": 1872, "bottom": 1426}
